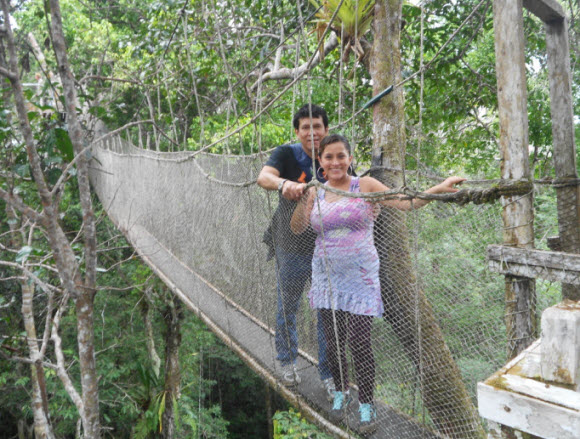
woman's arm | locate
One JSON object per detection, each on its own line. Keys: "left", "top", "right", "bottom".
{"left": 359, "top": 176, "right": 465, "bottom": 211}
{"left": 290, "top": 188, "right": 316, "bottom": 234}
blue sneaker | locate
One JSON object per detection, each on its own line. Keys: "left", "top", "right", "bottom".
{"left": 359, "top": 403, "right": 377, "bottom": 434}
{"left": 329, "top": 390, "right": 351, "bottom": 421}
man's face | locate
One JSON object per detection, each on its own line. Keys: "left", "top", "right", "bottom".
{"left": 295, "top": 116, "right": 329, "bottom": 157}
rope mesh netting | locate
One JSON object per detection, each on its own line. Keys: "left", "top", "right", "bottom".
{"left": 88, "top": 130, "right": 566, "bottom": 438}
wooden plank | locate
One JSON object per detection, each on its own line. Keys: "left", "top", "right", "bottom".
{"left": 515, "top": 339, "right": 543, "bottom": 378}
{"left": 523, "top": 0, "right": 566, "bottom": 22}
{"left": 501, "top": 374, "right": 580, "bottom": 411}
{"left": 545, "top": 16, "right": 580, "bottom": 301}
{"left": 478, "top": 382, "right": 580, "bottom": 439}
{"left": 488, "top": 260, "right": 580, "bottom": 285}
{"left": 493, "top": 0, "right": 537, "bottom": 358}
{"left": 488, "top": 245, "right": 580, "bottom": 271}
{"left": 488, "top": 245, "right": 580, "bottom": 285}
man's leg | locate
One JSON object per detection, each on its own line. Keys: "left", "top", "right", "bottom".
{"left": 317, "top": 311, "right": 332, "bottom": 380}
{"left": 274, "top": 249, "right": 310, "bottom": 368}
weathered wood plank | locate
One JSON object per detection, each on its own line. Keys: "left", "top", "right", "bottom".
{"left": 478, "top": 382, "right": 580, "bottom": 439}
{"left": 488, "top": 245, "right": 580, "bottom": 285}
{"left": 488, "top": 260, "right": 580, "bottom": 285}
{"left": 515, "top": 339, "right": 542, "bottom": 378}
{"left": 493, "top": 0, "right": 537, "bottom": 359}
{"left": 500, "top": 374, "right": 580, "bottom": 410}
{"left": 545, "top": 15, "right": 580, "bottom": 301}
{"left": 523, "top": 0, "right": 566, "bottom": 22}
{"left": 488, "top": 245, "right": 580, "bottom": 271}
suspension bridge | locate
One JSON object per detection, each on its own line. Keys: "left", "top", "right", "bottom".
{"left": 87, "top": 1, "right": 579, "bottom": 438}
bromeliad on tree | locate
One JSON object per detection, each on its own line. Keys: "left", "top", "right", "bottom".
{"left": 309, "top": 0, "right": 375, "bottom": 62}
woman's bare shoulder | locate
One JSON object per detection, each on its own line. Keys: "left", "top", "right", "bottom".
{"left": 359, "top": 176, "right": 389, "bottom": 193}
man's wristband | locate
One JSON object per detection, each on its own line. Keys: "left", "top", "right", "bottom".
{"left": 277, "top": 179, "right": 288, "bottom": 193}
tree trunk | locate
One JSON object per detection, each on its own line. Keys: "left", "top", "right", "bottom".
{"left": 6, "top": 202, "right": 54, "bottom": 439}
{"left": 142, "top": 294, "right": 162, "bottom": 378}
{"left": 161, "top": 295, "right": 182, "bottom": 439}
{"left": 1, "top": 1, "right": 100, "bottom": 436}
{"left": 48, "top": 1, "right": 101, "bottom": 436}
{"left": 22, "top": 281, "right": 55, "bottom": 439}
{"left": 74, "top": 293, "right": 100, "bottom": 438}
{"left": 370, "top": 2, "right": 484, "bottom": 437}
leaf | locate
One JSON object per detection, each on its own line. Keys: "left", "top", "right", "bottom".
{"left": 13, "top": 164, "right": 30, "bottom": 178}
{"left": 46, "top": 168, "right": 62, "bottom": 185}
{"left": 16, "top": 246, "right": 33, "bottom": 263}
{"left": 54, "top": 128, "right": 74, "bottom": 162}
{"left": 172, "top": 394, "right": 180, "bottom": 430}
{"left": 158, "top": 392, "right": 166, "bottom": 432}
{"left": 88, "top": 105, "right": 108, "bottom": 119}
{"left": 27, "top": 111, "right": 39, "bottom": 123}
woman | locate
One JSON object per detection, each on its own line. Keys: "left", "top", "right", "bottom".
{"left": 290, "top": 133, "right": 464, "bottom": 433}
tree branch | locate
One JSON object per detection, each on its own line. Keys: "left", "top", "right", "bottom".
{"left": 0, "top": 188, "right": 45, "bottom": 224}
{"left": 51, "top": 302, "right": 86, "bottom": 420}
{"left": 250, "top": 33, "right": 339, "bottom": 91}
{"left": 0, "top": 65, "right": 17, "bottom": 80}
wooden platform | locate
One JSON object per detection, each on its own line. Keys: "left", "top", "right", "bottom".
{"left": 478, "top": 304, "right": 580, "bottom": 439}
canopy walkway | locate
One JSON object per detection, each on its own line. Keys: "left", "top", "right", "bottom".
{"left": 87, "top": 1, "right": 579, "bottom": 438}
{"left": 89, "top": 125, "right": 503, "bottom": 439}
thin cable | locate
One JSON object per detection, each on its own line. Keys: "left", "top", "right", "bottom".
{"left": 333, "top": 0, "right": 490, "bottom": 131}
{"left": 350, "top": 0, "right": 360, "bottom": 159}
{"left": 416, "top": 3, "right": 426, "bottom": 432}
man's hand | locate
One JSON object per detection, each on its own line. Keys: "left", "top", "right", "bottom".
{"left": 281, "top": 181, "right": 307, "bottom": 201}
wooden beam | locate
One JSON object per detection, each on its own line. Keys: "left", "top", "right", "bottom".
{"left": 493, "top": 0, "right": 537, "bottom": 359}
{"left": 488, "top": 245, "right": 580, "bottom": 285}
{"left": 545, "top": 15, "right": 580, "bottom": 301}
{"left": 523, "top": 0, "right": 566, "bottom": 23}
{"left": 498, "top": 374, "right": 580, "bottom": 411}
{"left": 478, "top": 382, "right": 580, "bottom": 439}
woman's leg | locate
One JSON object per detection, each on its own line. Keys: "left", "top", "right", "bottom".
{"left": 320, "top": 309, "right": 349, "bottom": 392}
{"left": 349, "top": 314, "right": 375, "bottom": 404}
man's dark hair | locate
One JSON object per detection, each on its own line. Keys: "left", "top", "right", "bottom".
{"left": 292, "top": 104, "right": 329, "bottom": 130}
{"left": 319, "top": 133, "right": 351, "bottom": 155}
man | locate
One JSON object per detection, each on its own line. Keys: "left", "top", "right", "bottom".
{"left": 257, "top": 104, "right": 334, "bottom": 399}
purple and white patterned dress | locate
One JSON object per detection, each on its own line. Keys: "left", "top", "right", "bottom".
{"left": 308, "top": 177, "right": 384, "bottom": 317}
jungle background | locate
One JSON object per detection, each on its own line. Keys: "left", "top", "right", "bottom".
{"left": 1, "top": 0, "right": 579, "bottom": 437}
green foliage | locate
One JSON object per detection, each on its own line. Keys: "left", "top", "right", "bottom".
{"left": 188, "top": 117, "right": 287, "bottom": 155}
{"left": 273, "top": 409, "right": 334, "bottom": 439}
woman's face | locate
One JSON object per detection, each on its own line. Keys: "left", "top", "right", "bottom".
{"left": 319, "top": 141, "right": 352, "bottom": 181}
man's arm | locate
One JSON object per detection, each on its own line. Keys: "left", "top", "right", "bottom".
{"left": 257, "top": 166, "right": 306, "bottom": 201}
{"left": 257, "top": 165, "right": 284, "bottom": 191}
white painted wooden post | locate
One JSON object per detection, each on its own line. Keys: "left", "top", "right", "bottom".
{"left": 541, "top": 301, "right": 580, "bottom": 388}
{"left": 493, "top": 0, "right": 537, "bottom": 360}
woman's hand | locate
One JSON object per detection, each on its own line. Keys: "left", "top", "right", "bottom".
{"left": 434, "top": 176, "right": 466, "bottom": 194}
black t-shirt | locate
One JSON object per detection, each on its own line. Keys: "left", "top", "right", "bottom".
{"left": 264, "top": 144, "right": 322, "bottom": 256}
